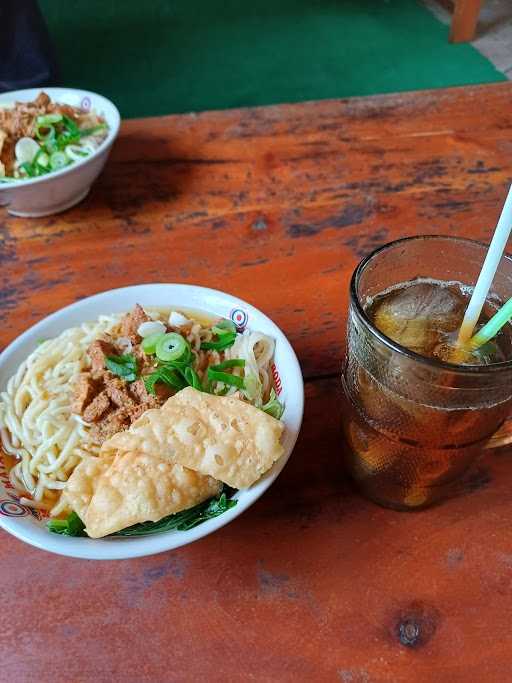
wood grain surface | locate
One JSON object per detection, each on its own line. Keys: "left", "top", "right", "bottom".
{"left": 2, "top": 83, "right": 512, "bottom": 682}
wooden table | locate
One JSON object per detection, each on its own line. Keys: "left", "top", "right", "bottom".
{"left": 1, "top": 82, "right": 512, "bottom": 682}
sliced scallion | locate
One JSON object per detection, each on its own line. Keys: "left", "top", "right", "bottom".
{"left": 207, "top": 367, "right": 244, "bottom": 389}
{"left": 36, "top": 113, "right": 63, "bottom": 126}
{"left": 65, "top": 144, "right": 89, "bottom": 162}
{"left": 182, "top": 366, "right": 202, "bottom": 391}
{"left": 35, "top": 123, "right": 56, "bottom": 142}
{"left": 50, "top": 151, "right": 67, "bottom": 171}
{"left": 142, "top": 331, "right": 166, "bottom": 355}
{"left": 155, "top": 333, "right": 189, "bottom": 362}
{"left": 200, "top": 318, "right": 237, "bottom": 351}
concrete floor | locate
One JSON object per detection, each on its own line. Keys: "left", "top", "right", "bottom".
{"left": 424, "top": 0, "right": 512, "bottom": 77}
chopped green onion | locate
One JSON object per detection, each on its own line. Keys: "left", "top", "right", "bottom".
{"left": 65, "top": 144, "right": 89, "bottom": 162}
{"left": 62, "top": 115, "right": 79, "bottom": 135}
{"left": 200, "top": 319, "right": 238, "bottom": 351}
{"left": 207, "top": 368, "right": 244, "bottom": 389}
{"left": 55, "top": 132, "right": 79, "bottom": 150}
{"left": 35, "top": 150, "right": 49, "bottom": 168}
{"left": 141, "top": 331, "right": 166, "bottom": 355}
{"left": 181, "top": 366, "right": 202, "bottom": 390}
{"left": 261, "top": 388, "right": 285, "bottom": 419}
{"left": 213, "top": 319, "right": 237, "bottom": 336}
{"left": 155, "top": 333, "right": 189, "bottom": 362}
{"left": 79, "top": 123, "right": 108, "bottom": 137}
{"left": 50, "top": 151, "right": 67, "bottom": 171}
{"left": 209, "top": 358, "right": 245, "bottom": 370}
{"left": 143, "top": 366, "right": 187, "bottom": 395}
{"left": 161, "top": 346, "right": 194, "bottom": 369}
{"left": 35, "top": 123, "right": 56, "bottom": 142}
{"left": 44, "top": 138, "right": 57, "bottom": 154}
{"left": 200, "top": 333, "right": 236, "bottom": 351}
{"left": 36, "top": 113, "right": 63, "bottom": 126}
{"left": 19, "top": 161, "right": 35, "bottom": 177}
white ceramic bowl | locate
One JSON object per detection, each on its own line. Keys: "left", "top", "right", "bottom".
{"left": 0, "top": 284, "right": 304, "bottom": 560}
{"left": 0, "top": 87, "right": 120, "bottom": 217}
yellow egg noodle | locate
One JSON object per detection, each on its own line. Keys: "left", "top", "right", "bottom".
{"left": 0, "top": 314, "right": 121, "bottom": 515}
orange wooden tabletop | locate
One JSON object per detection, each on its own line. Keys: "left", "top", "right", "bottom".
{"left": 2, "top": 82, "right": 512, "bottom": 683}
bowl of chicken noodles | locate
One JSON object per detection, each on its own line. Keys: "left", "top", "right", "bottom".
{"left": 0, "top": 284, "right": 304, "bottom": 560}
{"left": 0, "top": 87, "right": 120, "bottom": 217}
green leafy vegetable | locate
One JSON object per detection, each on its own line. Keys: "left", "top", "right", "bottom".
{"left": 261, "top": 388, "right": 285, "bottom": 419}
{"left": 47, "top": 511, "right": 86, "bottom": 537}
{"left": 105, "top": 353, "right": 138, "bottom": 382}
{"left": 112, "top": 490, "right": 238, "bottom": 536}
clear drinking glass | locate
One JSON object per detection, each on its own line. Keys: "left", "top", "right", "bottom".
{"left": 341, "top": 236, "right": 512, "bottom": 510}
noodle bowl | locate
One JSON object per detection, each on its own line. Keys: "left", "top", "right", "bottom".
{"left": 0, "top": 307, "right": 279, "bottom": 517}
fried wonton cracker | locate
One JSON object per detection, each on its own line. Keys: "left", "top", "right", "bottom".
{"left": 64, "top": 450, "right": 221, "bottom": 538}
{"left": 63, "top": 454, "right": 113, "bottom": 521}
{"left": 101, "top": 387, "right": 285, "bottom": 489}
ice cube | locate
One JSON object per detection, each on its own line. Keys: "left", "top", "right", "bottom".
{"left": 370, "top": 282, "right": 465, "bottom": 356}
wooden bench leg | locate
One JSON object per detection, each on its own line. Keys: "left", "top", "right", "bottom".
{"left": 450, "top": 0, "right": 482, "bottom": 43}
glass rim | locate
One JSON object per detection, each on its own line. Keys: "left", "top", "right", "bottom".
{"left": 350, "top": 234, "right": 512, "bottom": 376}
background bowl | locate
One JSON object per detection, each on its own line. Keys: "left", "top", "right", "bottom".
{"left": 0, "top": 87, "right": 120, "bottom": 217}
{"left": 0, "top": 284, "right": 304, "bottom": 560}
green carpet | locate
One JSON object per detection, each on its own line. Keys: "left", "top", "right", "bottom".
{"left": 39, "top": 0, "right": 505, "bottom": 119}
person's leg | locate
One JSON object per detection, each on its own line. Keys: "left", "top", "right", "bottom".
{"left": 0, "top": 0, "right": 59, "bottom": 93}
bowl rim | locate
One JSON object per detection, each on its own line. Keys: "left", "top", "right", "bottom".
{"left": 0, "top": 283, "right": 304, "bottom": 560}
{"left": 0, "top": 86, "right": 121, "bottom": 190}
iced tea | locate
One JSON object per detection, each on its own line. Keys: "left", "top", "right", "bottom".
{"left": 341, "top": 237, "right": 512, "bottom": 509}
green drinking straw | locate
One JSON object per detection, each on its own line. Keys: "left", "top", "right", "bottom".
{"left": 467, "top": 296, "right": 512, "bottom": 350}
{"left": 457, "top": 185, "right": 512, "bottom": 345}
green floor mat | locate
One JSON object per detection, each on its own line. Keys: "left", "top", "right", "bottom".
{"left": 39, "top": 0, "right": 505, "bottom": 119}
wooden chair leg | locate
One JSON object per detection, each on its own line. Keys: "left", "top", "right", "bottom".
{"left": 450, "top": 0, "right": 483, "bottom": 43}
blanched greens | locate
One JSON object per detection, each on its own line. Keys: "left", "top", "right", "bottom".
{"left": 113, "top": 490, "right": 237, "bottom": 536}
{"left": 47, "top": 488, "right": 238, "bottom": 538}
{"left": 47, "top": 511, "right": 86, "bottom": 537}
